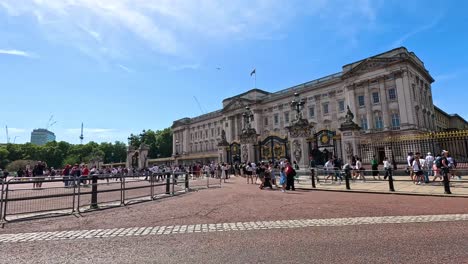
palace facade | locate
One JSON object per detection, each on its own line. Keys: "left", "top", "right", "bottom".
{"left": 171, "top": 47, "right": 465, "bottom": 165}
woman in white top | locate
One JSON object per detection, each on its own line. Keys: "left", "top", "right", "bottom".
{"left": 354, "top": 158, "right": 366, "bottom": 182}
{"left": 383, "top": 157, "right": 392, "bottom": 180}
{"left": 221, "top": 163, "right": 227, "bottom": 183}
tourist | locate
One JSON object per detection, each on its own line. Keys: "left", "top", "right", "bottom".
{"left": 324, "top": 158, "right": 334, "bottom": 183}
{"left": 383, "top": 157, "right": 392, "bottom": 180}
{"left": 245, "top": 162, "right": 254, "bottom": 184}
{"left": 279, "top": 167, "right": 287, "bottom": 193}
{"left": 353, "top": 157, "right": 365, "bottom": 182}
{"left": 251, "top": 162, "right": 257, "bottom": 184}
{"left": 333, "top": 157, "right": 343, "bottom": 184}
{"left": 425, "top": 152, "right": 435, "bottom": 176}
{"left": 81, "top": 165, "right": 90, "bottom": 186}
{"left": 221, "top": 163, "right": 227, "bottom": 183}
{"left": 270, "top": 162, "right": 279, "bottom": 188}
{"left": 285, "top": 160, "right": 296, "bottom": 191}
{"left": 432, "top": 154, "right": 443, "bottom": 182}
{"left": 257, "top": 162, "right": 266, "bottom": 189}
{"left": 407, "top": 152, "right": 415, "bottom": 182}
{"left": 371, "top": 155, "right": 381, "bottom": 180}
{"left": 412, "top": 152, "right": 424, "bottom": 185}
{"left": 33, "top": 161, "right": 46, "bottom": 189}
{"left": 62, "top": 164, "right": 71, "bottom": 187}
{"left": 440, "top": 150, "right": 451, "bottom": 183}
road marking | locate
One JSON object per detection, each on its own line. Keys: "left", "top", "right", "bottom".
{"left": 0, "top": 214, "right": 467, "bottom": 243}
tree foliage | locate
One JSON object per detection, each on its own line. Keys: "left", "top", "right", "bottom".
{"left": 129, "top": 128, "right": 172, "bottom": 159}
{"left": 0, "top": 127, "right": 173, "bottom": 170}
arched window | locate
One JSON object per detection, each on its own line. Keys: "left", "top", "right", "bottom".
{"left": 360, "top": 115, "right": 368, "bottom": 130}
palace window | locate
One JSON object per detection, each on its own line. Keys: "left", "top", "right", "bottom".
{"left": 309, "top": 106, "right": 315, "bottom": 118}
{"left": 360, "top": 116, "right": 368, "bottom": 130}
{"left": 284, "top": 112, "right": 290, "bottom": 123}
{"left": 358, "top": 95, "right": 365, "bottom": 108}
{"left": 274, "top": 114, "right": 279, "bottom": 125}
{"left": 388, "top": 88, "right": 397, "bottom": 101}
{"left": 375, "top": 113, "right": 383, "bottom": 130}
{"left": 338, "top": 100, "right": 345, "bottom": 112}
{"left": 323, "top": 103, "right": 329, "bottom": 115}
{"left": 264, "top": 117, "right": 269, "bottom": 126}
{"left": 372, "top": 92, "right": 380, "bottom": 104}
{"left": 391, "top": 113, "right": 400, "bottom": 130}
{"left": 217, "top": 127, "right": 220, "bottom": 136}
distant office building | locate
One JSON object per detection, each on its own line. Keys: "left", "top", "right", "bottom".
{"left": 30, "top": 129, "right": 56, "bottom": 145}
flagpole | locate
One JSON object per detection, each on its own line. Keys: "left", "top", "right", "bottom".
{"left": 254, "top": 72, "right": 256, "bottom": 88}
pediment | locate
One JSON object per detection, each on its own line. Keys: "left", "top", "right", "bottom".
{"left": 221, "top": 98, "right": 254, "bottom": 113}
{"left": 342, "top": 57, "right": 403, "bottom": 79}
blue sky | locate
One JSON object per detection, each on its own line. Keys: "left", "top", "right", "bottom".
{"left": 0, "top": 0, "right": 467, "bottom": 144}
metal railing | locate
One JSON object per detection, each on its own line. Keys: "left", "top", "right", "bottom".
{"left": 0, "top": 171, "right": 222, "bottom": 224}
{"left": 304, "top": 167, "right": 467, "bottom": 194}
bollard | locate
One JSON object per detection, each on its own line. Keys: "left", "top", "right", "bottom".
{"left": 185, "top": 173, "right": 189, "bottom": 191}
{"left": 90, "top": 175, "right": 98, "bottom": 209}
{"left": 166, "top": 174, "right": 171, "bottom": 195}
{"left": 442, "top": 170, "right": 452, "bottom": 194}
{"left": 388, "top": 170, "right": 395, "bottom": 192}
{"left": 345, "top": 171, "right": 351, "bottom": 190}
{"left": 310, "top": 169, "right": 316, "bottom": 189}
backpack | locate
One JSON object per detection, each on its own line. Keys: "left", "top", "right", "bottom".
{"left": 435, "top": 157, "right": 442, "bottom": 168}
{"left": 289, "top": 168, "right": 297, "bottom": 177}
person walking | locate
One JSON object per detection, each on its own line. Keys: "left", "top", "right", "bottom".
{"left": 285, "top": 161, "right": 296, "bottom": 191}
{"left": 425, "top": 152, "right": 435, "bottom": 177}
{"left": 279, "top": 167, "right": 287, "bottom": 193}
{"left": 412, "top": 152, "right": 424, "bottom": 185}
{"left": 371, "top": 155, "right": 381, "bottom": 180}
{"left": 383, "top": 157, "right": 393, "bottom": 180}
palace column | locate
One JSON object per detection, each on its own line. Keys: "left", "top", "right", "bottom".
{"left": 380, "top": 78, "right": 390, "bottom": 130}
{"left": 364, "top": 82, "right": 374, "bottom": 130}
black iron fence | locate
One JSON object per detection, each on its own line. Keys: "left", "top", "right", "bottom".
{"left": 358, "top": 130, "right": 468, "bottom": 166}
{"left": 304, "top": 167, "right": 467, "bottom": 195}
{"left": 0, "top": 171, "right": 221, "bottom": 224}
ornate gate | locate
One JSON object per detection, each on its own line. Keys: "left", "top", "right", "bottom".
{"left": 258, "top": 136, "right": 289, "bottom": 163}
{"left": 227, "top": 142, "right": 241, "bottom": 164}
{"left": 308, "top": 130, "right": 341, "bottom": 165}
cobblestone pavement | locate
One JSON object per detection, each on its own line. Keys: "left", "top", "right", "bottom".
{"left": 1, "top": 213, "right": 467, "bottom": 244}
{"left": 1, "top": 176, "right": 467, "bottom": 264}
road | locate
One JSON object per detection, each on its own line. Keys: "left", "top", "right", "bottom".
{"left": 0, "top": 176, "right": 467, "bottom": 264}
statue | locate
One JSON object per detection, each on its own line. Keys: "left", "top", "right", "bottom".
{"left": 345, "top": 105, "right": 354, "bottom": 124}
{"left": 221, "top": 130, "right": 227, "bottom": 141}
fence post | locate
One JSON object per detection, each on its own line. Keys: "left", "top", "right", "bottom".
{"left": 345, "top": 171, "right": 351, "bottom": 190}
{"left": 388, "top": 169, "right": 395, "bottom": 192}
{"left": 185, "top": 172, "right": 189, "bottom": 191}
{"left": 0, "top": 180, "right": 4, "bottom": 222}
{"left": 442, "top": 169, "right": 452, "bottom": 194}
{"left": 90, "top": 175, "right": 99, "bottom": 209}
{"left": 171, "top": 173, "right": 175, "bottom": 196}
{"left": 166, "top": 174, "right": 171, "bottom": 195}
{"left": 150, "top": 173, "right": 154, "bottom": 200}
{"left": 121, "top": 175, "right": 125, "bottom": 205}
{"left": 310, "top": 169, "right": 316, "bottom": 188}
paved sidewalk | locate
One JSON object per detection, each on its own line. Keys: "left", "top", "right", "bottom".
{"left": 295, "top": 174, "right": 468, "bottom": 197}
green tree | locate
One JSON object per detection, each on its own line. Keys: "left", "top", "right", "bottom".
{"left": 0, "top": 146, "right": 10, "bottom": 169}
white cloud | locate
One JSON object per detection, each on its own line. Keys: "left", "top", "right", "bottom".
{"left": 169, "top": 63, "right": 201, "bottom": 71}
{"left": 391, "top": 13, "right": 444, "bottom": 48}
{"left": 117, "top": 64, "right": 134, "bottom": 73}
{"left": 7, "top": 128, "right": 26, "bottom": 133}
{"left": 0, "top": 0, "right": 382, "bottom": 61}
{"left": 0, "top": 49, "right": 37, "bottom": 58}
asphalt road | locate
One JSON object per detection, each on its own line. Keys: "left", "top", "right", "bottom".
{"left": 0, "top": 176, "right": 467, "bottom": 264}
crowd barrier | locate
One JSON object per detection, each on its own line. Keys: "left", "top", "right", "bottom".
{"left": 0, "top": 171, "right": 221, "bottom": 224}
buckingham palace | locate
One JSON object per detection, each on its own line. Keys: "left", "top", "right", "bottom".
{"left": 171, "top": 47, "right": 468, "bottom": 167}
